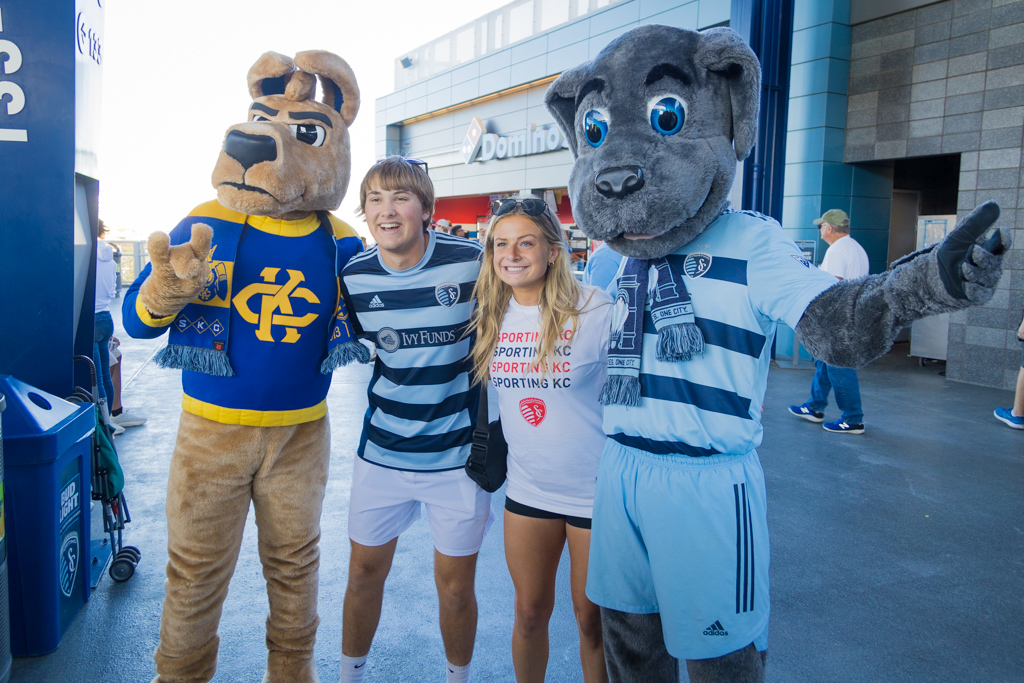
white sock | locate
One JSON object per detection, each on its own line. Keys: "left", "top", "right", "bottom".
{"left": 339, "top": 653, "right": 368, "bottom": 683}
{"left": 446, "top": 660, "right": 470, "bottom": 683}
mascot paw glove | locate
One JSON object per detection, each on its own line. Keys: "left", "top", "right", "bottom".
{"left": 138, "top": 223, "right": 214, "bottom": 319}
{"left": 936, "top": 201, "right": 1012, "bottom": 303}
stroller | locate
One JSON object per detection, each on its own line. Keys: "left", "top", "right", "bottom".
{"left": 71, "top": 355, "right": 142, "bottom": 582}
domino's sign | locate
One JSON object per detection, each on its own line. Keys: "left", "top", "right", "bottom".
{"left": 0, "top": 7, "right": 28, "bottom": 143}
{"left": 460, "top": 116, "right": 569, "bottom": 165}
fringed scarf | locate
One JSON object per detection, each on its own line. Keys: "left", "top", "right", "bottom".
{"left": 600, "top": 256, "right": 704, "bottom": 406}
{"left": 156, "top": 212, "right": 368, "bottom": 376}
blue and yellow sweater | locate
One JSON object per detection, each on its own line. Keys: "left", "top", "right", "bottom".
{"left": 123, "top": 201, "right": 363, "bottom": 426}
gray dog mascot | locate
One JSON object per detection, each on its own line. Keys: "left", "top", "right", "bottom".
{"left": 544, "top": 24, "right": 1011, "bottom": 683}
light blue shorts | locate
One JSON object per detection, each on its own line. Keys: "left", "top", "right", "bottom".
{"left": 586, "top": 439, "right": 770, "bottom": 660}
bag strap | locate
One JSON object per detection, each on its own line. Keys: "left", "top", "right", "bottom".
{"left": 472, "top": 384, "right": 489, "bottom": 452}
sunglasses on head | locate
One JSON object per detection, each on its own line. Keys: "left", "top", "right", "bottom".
{"left": 491, "top": 197, "right": 548, "bottom": 217}
{"left": 378, "top": 156, "right": 429, "bottom": 175}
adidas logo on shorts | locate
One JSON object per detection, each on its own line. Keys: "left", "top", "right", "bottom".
{"left": 703, "top": 620, "right": 729, "bottom": 636}
{"left": 369, "top": 295, "right": 384, "bottom": 309}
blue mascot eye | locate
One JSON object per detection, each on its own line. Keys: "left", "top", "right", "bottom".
{"left": 650, "top": 97, "right": 685, "bottom": 136}
{"left": 584, "top": 110, "right": 608, "bottom": 148}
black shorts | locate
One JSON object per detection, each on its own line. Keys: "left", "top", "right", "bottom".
{"left": 505, "top": 496, "right": 592, "bottom": 529}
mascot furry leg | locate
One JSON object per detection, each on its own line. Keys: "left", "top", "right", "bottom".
{"left": 156, "top": 414, "right": 330, "bottom": 682}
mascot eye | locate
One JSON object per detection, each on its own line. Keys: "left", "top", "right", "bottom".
{"left": 251, "top": 114, "right": 271, "bottom": 122}
{"left": 649, "top": 96, "right": 686, "bottom": 136}
{"left": 289, "top": 123, "right": 326, "bottom": 147}
{"left": 583, "top": 110, "right": 609, "bottom": 148}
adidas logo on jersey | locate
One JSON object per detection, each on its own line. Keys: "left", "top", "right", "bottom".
{"left": 703, "top": 621, "right": 729, "bottom": 636}
{"left": 369, "top": 295, "right": 384, "bottom": 309}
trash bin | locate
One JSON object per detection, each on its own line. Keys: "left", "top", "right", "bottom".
{"left": 0, "top": 392, "right": 10, "bottom": 683}
{"left": 0, "top": 376, "right": 94, "bottom": 657}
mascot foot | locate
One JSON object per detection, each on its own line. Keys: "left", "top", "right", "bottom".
{"left": 263, "top": 652, "right": 320, "bottom": 683}
{"left": 686, "top": 643, "right": 766, "bottom": 683}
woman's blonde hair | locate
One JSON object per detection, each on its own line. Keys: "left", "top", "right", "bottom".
{"left": 468, "top": 200, "right": 588, "bottom": 384}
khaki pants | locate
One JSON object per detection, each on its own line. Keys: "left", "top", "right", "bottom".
{"left": 153, "top": 410, "right": 329, "bottom": 683}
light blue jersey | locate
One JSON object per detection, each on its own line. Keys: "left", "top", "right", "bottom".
{"left": 342, "top": 232, "right": 483, "bottom": 472}
{"left": 603, "top": 210, "right": 838, "bottom": 457}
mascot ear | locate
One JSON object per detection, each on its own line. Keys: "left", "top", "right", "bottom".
{"left": 248, "top": 52, "right": 296, "bottom": 99}
{"left": 545, "top": 64, "right": 588, "bottom": 158}
{"left": 294, "top": 50, "right": 360, "bottom": 127}
{"left": 694, "top": 28, "right": 761, "bottom": 161}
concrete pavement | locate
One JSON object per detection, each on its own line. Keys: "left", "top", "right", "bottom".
{"left": 9, "top": 297, "right": 1024, "bottom": 682}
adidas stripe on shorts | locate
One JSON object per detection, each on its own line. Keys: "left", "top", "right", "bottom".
{"left": 347, "top": 455, "right": 494, "bottom": 557}
{"left": 586, "top": 439, "right": 770, "bottom": 660}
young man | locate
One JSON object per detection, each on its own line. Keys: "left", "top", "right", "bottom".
{"left": 788, "top": 209, "right": 870, "bottom": 433}
{"left": 339, "top": 157, "right": 491, "bottom": 683}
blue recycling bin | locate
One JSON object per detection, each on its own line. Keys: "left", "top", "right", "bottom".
{"left": 0, "top": 376, "right": 94, "bottom": 657}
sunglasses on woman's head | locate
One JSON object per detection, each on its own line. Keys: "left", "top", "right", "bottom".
{"left": 491, "top": 198, "right": 548, "bottom": 217}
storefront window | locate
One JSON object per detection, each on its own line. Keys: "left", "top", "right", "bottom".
{"left": 508, "top": 1, "right": 534, "bottom": 45}
{"left": 541, "top": 0, "right": 570, "bottom": 32}
{"left": 433, "top": 38, "right": 451, "bottom": 69}
{"left": 494, "top": 14, "right": 504, "bottom": 50}
{"left": 456, "top": 28, "right": 475, "bottom": 63}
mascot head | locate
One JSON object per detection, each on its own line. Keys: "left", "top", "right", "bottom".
{"left": 212, "top": 50, "right": 360, "bottom": 217}
{"left": 545, "top": 25, "right": 760, "bottom": 259}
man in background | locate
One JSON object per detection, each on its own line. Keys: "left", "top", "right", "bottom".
{"left": 789, "top": 209, "right": 869, "bottom": 434}
{"left": 994, "top": 309, "right": 1024, "bottom": 430}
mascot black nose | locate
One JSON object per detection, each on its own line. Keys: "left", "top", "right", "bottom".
{"left": 595, "top": 166, "right": 645, "bottom": 198}
{"left": 225, "top": 130, "right": 278, "bottom": 170}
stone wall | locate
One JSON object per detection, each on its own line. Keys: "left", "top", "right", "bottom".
{"left": 845, "top": 0, "right": 1024, "bottom": 390}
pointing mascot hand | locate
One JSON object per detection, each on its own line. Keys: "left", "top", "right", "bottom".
{"left": 138, "top": 224, "right": 214, "bottom": 318}
{"left": 934, "top": 200, "right": 1011, "bottom": 301}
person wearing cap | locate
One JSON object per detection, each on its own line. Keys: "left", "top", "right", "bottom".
{"left": 435, "top": 218, "right": 452, "bottom": 234}
{"left": 788, "top": 209, "right": 870, "bottom": 434}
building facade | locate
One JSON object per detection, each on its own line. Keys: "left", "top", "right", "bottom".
{"left": 377, "top": 0, "right": 1024, "bottom": 390}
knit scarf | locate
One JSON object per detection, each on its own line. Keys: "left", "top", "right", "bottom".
{"left": 600, "top": 256, "right": 704, "bottom": 406}
{"left": 156, "top": 212, "right": 368, "bottom": 377}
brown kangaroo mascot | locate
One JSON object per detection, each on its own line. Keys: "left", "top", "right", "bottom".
{"left": 122, "top": 50, "right": 367, "bottom": 683}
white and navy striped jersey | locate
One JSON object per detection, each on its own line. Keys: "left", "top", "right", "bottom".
{"left": 604, "top": 210, "right": 839, "bottom": 457}
{"left": 342, "top": 232, "right": 484, "bottom": 471}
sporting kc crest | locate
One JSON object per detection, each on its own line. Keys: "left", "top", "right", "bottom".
{"left": 435, "top": 282, "right": 460, "bottom": 308}
{"left": 683, "top": 252, "right": 712, "bottom": 278}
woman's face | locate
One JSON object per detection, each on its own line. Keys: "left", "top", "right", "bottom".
{"left": 492, "top": 215, "right": 560, "bottom": 305}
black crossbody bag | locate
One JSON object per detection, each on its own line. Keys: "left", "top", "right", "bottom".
{"left": 464, "top": 384, "right": 508, "bottom": 493}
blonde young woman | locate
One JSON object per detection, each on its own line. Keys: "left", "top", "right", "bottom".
{"left": 469, "top": 197, "right": 613, "bottom": 682}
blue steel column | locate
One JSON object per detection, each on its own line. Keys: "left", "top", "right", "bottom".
{"left": 732, "top": 0, "right": 795, "bottom": 222}
{"left": 0, "top": 2, "right": 79, "bottom": 396}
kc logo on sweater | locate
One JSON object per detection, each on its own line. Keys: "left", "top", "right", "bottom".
{"left": 519, "top": 398, "right": 546, "bottom": 426}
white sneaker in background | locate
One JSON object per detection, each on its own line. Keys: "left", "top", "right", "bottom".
{"left": 111, "top": 409, "right": 147, "bottom": 428}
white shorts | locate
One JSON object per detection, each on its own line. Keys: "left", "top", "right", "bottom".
{"left": 348, "top": 456, "right": 494, "bottom": 557}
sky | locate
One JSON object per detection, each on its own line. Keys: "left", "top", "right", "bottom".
{"left": 97, "top": 0, "right": 511, "bottom": 240}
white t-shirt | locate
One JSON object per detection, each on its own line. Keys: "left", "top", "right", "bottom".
{"left": 95, "top": 240, "right": 118, "bottom": 313}
{"left": 490, "top": 285, "right": 613, "bottom": 518}
{"left": 820, "top": 234, "right": 869, "bottom": 280}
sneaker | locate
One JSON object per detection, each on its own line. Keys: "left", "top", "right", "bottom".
{"left": 823, "top": 420, "right": 864, "bottom": 434}
{"left": 994, "top": 407, "right": 1024, "bottom": 430}
{"left": 110, "top": 409, "right": 148, "bottom": 428}
{"left": 788, "top": 404, "right": 824, "bottom": 423}
{"left": 110, "top": 422, "right": 125, "bottom": 436}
